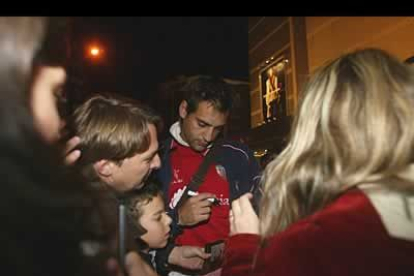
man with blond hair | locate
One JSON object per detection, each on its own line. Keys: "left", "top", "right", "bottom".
{"left": 71, "top": 93, "right": 162, "bottom": 192}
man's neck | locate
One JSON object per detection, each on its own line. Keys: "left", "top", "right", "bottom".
{"left": 179, "top": 130, "right": 188, "bottom": 146}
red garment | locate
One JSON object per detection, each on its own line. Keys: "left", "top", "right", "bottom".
{"left": 168, "top": 141, "right": 230, "bottom": 247}
{"left": 222, "top": 189, "right": 414, "bottom": 276}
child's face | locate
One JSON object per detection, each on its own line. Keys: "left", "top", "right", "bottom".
{"left": 139, "top": 195, "right": 172, "bottom": 249}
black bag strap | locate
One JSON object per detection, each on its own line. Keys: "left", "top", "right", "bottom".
{"left": 176, "top": 139, "right": 223, "bottom": 208}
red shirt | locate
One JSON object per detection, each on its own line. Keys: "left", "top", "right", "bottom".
{"left": 222, "top": 189, "right": 414, "bottom": 276}
{"left": 168, "top": 141, "right": 230, "bottom": 247}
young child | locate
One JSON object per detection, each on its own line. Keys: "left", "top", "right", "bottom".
{"left": 125, "top": 181, "right": 172, "bottom": 272}
{"left": 125, "top": 182, "right": 211, "bottom": 275}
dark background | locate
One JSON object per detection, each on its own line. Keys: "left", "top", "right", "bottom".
{"left": 70, "top": 16, "right": 249, "bottom": 102}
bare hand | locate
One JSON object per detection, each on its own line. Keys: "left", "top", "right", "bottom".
{"left": 107, "top": 251, "right": 158, "bottom": 276}
{"left": 230, "top": 193, "right": 259, "bottom": 236}
{"left": 178, "top": 193, "right": 215, "bottom": 226}
{"left": 168, "top": 246, "right": 211, "bottom": 270}
{"left": 63, "top": 136, "right": 81, "bottom": 165}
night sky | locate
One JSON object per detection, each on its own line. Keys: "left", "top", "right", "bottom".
{"left": 71, "top": 17, "right": 249, "bottom": 102}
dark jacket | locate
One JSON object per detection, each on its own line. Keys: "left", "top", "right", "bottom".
{"left": 158, "top": 137, "right": 261, "bottom": 202}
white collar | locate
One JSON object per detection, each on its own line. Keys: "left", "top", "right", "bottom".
{"left": 169, "top": 121, "right": 190, "bottom": 147}
{"left": 169, "top": 121, "right": 213, "bottom": 150}
{"left": 361, "top": 182, "right": 414, "bottom": 241}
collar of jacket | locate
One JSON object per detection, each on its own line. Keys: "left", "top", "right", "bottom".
{"left": 169, "top": 121, "right": 212, "bottom": 155}
{"left": 360, "top": 168, "right": 414, "bottom": 241}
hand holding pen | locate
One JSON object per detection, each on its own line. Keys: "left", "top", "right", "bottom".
{"left": 178, "top": 190, "right": 218, "bottom": 226}
{"left": 187, "top": 190, "right": 220, "bottom": 205}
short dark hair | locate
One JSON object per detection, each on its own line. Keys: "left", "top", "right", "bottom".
{"left": 181, "top": 76, "right": 233, "bottom": 114}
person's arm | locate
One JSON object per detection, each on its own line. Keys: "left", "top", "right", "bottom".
{"left": 223, "top": 223, "right": 322, "bottom": 276}
{"left": 222, "top": 193, "right": 260, "bottom": 276}
{"left": 224, "top": 194, "right": 323, "bottom": 276}
{"left": 224, "top": 141, "right": 260, "bottom": 211}
{"left": 168, "top": 246, "right": 210, "bottom": 270}
{"left": 153, "top": 243, "right": 210, "bottom": 276}
{"left": 222, "top": 234, "right": 260, "bottom": 276}
{"left": 230, "top": 193, "right": 259, "bottom": 236}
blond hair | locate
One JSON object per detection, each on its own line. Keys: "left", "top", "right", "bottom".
{"left": 260, "top": 48, "right": 414, "bottom": 237}
{"left": 71, "top": 93, "right": 161, "bottom": 181}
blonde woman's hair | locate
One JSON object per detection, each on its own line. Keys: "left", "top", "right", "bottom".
{"left": 260, "top": 48, "right": 414, "bottom": 238}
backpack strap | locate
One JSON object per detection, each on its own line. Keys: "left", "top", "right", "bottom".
{"left": 175, "top": 139, "right": 223, "bottom": 208}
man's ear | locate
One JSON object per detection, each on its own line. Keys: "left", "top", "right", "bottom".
{"left": 179, "top": 100, "right": 188, "bottom": 120}
{"left": 93, "top": 160, "right": 114, "bottom": 178}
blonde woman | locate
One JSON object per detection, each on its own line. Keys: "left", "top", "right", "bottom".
{"left": 222, "top": 48, "right": 414, "bottom": 276}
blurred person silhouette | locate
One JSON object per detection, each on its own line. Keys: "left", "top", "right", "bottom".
{"left": 0, "top": 16, "right": 154, "bottom": 276}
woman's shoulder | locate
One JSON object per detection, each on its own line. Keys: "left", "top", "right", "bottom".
{"left": 266, "top": 189, "right": 379, "bottom": 248}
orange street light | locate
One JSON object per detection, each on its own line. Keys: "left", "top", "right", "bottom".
{"left": 90, "top": 47, "right": 100, "bottom": 56}
{"left": 87, "top": 45, "right": 104, "bottom": 60}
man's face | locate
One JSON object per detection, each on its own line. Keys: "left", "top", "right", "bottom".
{"left": 110, "top": 124, "right": 161, "bottom": 192}
{"left": 180, "top": 100, "right": 229, "bottom": 152}
{"left": 139, "top": 194, "right": 172, "bottom": 249}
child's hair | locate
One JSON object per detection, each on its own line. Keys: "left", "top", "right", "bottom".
{"left": 125, "top": 181, "right": 163, "bottom": 249}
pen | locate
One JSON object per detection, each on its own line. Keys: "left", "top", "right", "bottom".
{"left": 187, "top": 190, "right": 220, "bottom": 205}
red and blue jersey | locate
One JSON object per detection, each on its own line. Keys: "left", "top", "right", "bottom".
{"left": 168, "top": 140, "right": 230, "bottom": 247}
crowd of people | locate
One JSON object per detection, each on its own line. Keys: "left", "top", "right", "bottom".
{"left": 2, "top": 16, "right": 414, "bottom": 276}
